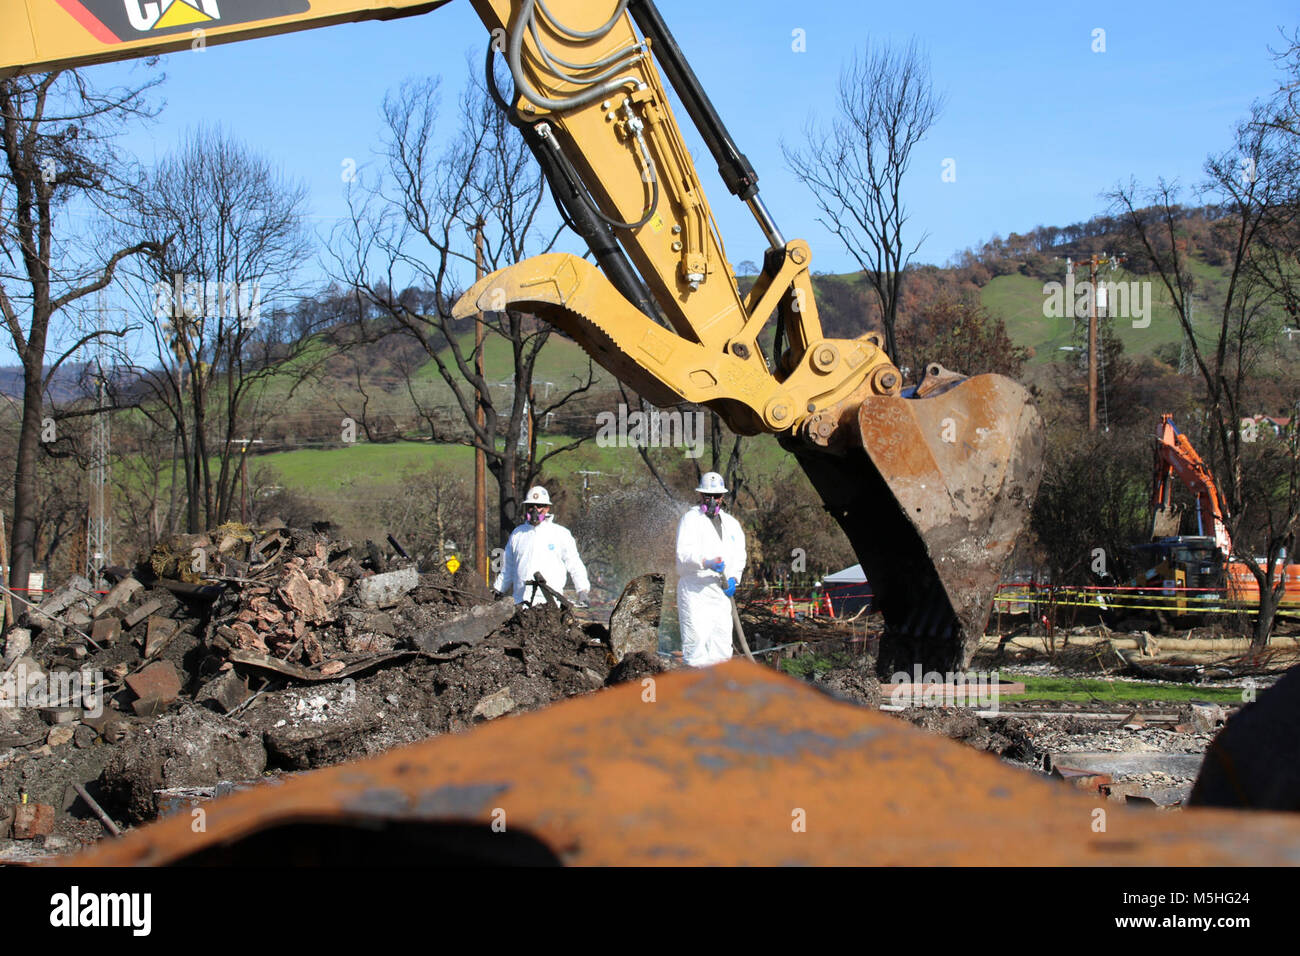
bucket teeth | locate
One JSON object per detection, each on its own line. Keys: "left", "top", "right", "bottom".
{"left": 787, "top": 374, "right": 1044, "bottom": 673}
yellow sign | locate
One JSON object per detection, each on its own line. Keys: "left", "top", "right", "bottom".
{"left": 445, "top": 556, "right": 460, "bottom": 575}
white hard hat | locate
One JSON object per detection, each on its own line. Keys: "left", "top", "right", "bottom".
{"left": 695, "top": 472, "right": 727, "bottom": 494}
{"left": 524, "top": 486, "right": 551, "bottom": 506}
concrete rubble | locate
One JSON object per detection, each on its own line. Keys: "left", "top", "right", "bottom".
{"left": 0, "top": 522, "right": 666, "bottom": 855}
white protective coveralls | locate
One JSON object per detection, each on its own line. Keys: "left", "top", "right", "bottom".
{"left": 493, "top": 515, "right": 591, "bottom": 607}
{"left": 675, "top": 506, "right": 747, "bottom": 666}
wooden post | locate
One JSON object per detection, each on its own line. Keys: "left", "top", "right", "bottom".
{"left": 240, "top": 444, "right": 250, "bottom": 524}
{"left": 474, "top": 217, "right": 488, "bottom": 585}
{"left": 0, "top": 509, "right": 13, "bottom": 628}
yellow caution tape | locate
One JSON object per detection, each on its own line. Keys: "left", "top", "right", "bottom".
{"left": 993, "top": 594, "right": 1299, "bottom": 616}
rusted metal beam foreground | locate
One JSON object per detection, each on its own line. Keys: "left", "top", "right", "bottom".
{"left": 62, "top": 662, "right": 1300, "bottom": 865}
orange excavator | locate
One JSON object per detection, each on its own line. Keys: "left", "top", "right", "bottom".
{"left": 1141, "top": 413, "right": 1298, "bottom": 613}
{"left": 2, "top": 1, "right": 1043, "bottom": 671}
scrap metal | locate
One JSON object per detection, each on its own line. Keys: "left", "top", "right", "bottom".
{"left": 62, "top": 661, "right": 1300, "bottom": 866}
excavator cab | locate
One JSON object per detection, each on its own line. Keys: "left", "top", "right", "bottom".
{"left": 1133, "top": 536, "right": 1225, "bottom": 617}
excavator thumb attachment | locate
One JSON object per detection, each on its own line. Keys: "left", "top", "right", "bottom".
{"left": 785, "top": 369, "right": 1044, "bottom": 674}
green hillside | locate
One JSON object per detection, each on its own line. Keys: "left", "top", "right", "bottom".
{"left": 981, "top": 271, "right": 1196, "bottom": 365}
{"left": 216, "top": 250, "right": 1243, "bottom": 451}
{"left": 100, "top": 244, "right": 1255, "bottom": 547}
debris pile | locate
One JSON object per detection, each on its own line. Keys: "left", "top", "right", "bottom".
{"left": 0, "top": 525, "right": 665, "bottom": 855}
{"left": 892, "top": 701, "right": 1226, "bottom": 808}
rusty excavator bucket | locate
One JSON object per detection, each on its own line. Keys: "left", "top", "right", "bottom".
{"left": 785, "top": 365, "right": 1044, "bottom": 674}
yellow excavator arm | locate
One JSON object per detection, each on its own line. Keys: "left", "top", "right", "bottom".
{"left": 1, "top": 1, "right": 448, "bottom": 75}
{"left": 2, "top": 0, "right": 1043, "bottom": 671}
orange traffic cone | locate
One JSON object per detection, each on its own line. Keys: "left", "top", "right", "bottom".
{"left": 785, "top": 594, "right": 795, "bottom": 619}
{"left": 822, "top": 591, "right": 835, "bottom": 619}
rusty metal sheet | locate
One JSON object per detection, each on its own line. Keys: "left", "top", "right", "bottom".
{"left": 60, "top": 662, "right": 1300, "bottom": 866}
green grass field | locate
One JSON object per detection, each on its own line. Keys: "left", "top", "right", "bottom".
{"left": 407, "top": 328, "right": 616, "bottom": 395}
{"left": 778, "top": 656, "right": 1246, "bottom": 704}
{"left": 249, "top": 428, "right": 795, "bottom": 493}
{"left": 1004, "top": 673, "right": 1245, "bottom": 704}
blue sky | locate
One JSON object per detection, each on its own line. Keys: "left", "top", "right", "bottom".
{"left": 28, "top": 0, "right": 1300, "bottom": 336}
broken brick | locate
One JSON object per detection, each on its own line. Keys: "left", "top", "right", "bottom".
{"left": 279, "top": 567, "right": 329, "bottom": 623}
{"left": 124, "top": 660, "right": 182, "bottom": 707}
{"left": 196, "top": 670, "right": 250, "bottom": 714}
{"left": 92, "top": 576, "right": 143, "bottom": 618}
{"left": 90, "top": 617, "right": 121, "bottom": 645}
{"left": 12, "top": 802, "right": 55, "bottom": 839}
{"left": 132, "top": 698, "right": 171, "bottom": 717}
{"left": 144, "top": 616, "right": 179, "bottom": 657}
{"left": 248, "top": 596, "right": 283, "bottom": 625}
{"left": 472, "top": 687, "right": 516, "bottom": 721}
{"left": 40, "top": 707, "right": 79, "bottom": 725}
{"left": 66, "top": 608, "right": 93, "bottom": 628}
{"left": 230, "top": 621, "right": 269, "bottom": 654}
{"left": 123, "top": 598, "right": 164, "bottom": 630}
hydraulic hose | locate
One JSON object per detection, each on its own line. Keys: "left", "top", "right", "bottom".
{"left": 508, "top": 0, "right": 640, "bottom": 113}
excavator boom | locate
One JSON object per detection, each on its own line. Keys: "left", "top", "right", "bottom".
{"left": 1, "top": 0, "right": 1044, "bottom": 671}
{"left": 1152, "top": 414, "right": 1232, "bottom": 555}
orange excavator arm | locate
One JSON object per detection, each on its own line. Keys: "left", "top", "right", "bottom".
{"left": 1152, "top": 414, "right": 1232, "bottom": 555}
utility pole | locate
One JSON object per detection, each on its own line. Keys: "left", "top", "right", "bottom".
{"left": 1086, "top": 255, "right": 1099, "bottom": 432}
{"left": 1065, "top": 253, "right": 1123, "bottom": 432}
{"left": 473, "top": 217, "right": 488, "bottom": 585}
{"left": 577, "top": 470, "right": 604, "bottom": 510}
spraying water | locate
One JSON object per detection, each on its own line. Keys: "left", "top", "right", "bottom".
{"left": 571, "top": 485, "right": 696, "bottom": 655}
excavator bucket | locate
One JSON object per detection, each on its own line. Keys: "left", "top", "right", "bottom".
{"left": 785, "top": 369, "right": 1044, "bottom": 674}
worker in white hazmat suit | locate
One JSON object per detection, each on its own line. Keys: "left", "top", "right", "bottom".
{"left": 493, "top": 486, "right": 591, "bottom": 607}
{"left": 675, "top": 472, "right": 746, "bottom": 666}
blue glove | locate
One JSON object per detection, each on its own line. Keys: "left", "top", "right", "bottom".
{"left": 723, "top": 577, "right": 737, "bottom": 598}
{"left": 706, "top": 559, "right": 725, "bottom": 574}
